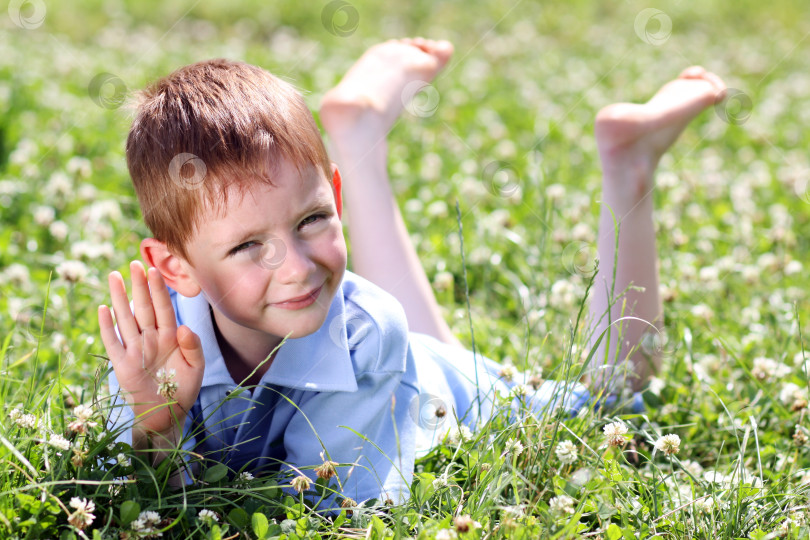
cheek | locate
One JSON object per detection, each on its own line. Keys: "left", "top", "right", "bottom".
{"left": 205, "top": 262, "right": 268, "bottom": 300}
{"left": 324, "top": 229, "right": 348, "bottom": 270}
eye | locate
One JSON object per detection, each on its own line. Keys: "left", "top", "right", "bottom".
{"left": 229, "top": 241, "right": 256, "bottom": 256}
{"left": 299, "top": 212, "right": 327, "bottom": 229}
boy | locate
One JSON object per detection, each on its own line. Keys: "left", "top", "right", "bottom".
{"left": 99, "top": 38, "right": 725, "bottom": 508}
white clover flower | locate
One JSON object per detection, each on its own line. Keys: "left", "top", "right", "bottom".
{"left": 131, "top": 510, "right": 162, "bottom": 536}
{"left": 432, "top": 472, "right": 450, "bottom": 489}
{"left": 694, "top": 496, "right": 714, "bottom": 513}
{"left": 789, "top": 510, "right": 806, "bottom": 526}
{"left": 794, "top": 425, "right": 809, "bottom": 446}
{"left": 68, "top": 404, "right": 98, "bottom": 434}
{"left": 785, "top": 260, "right": 803, "bottom": 275}
{"left": 49, "top": 434, "right": 71, "bottom": 451}
{"left": 690, "top": 304, "right": 714, "bottom": 319}
{"left": 555, "top": 440, "right": 578, "bottom": 465}
{"left": 67, "top": 156, "right": 92, "bottom": 178}
{"left": 603, "top": 421, "right": 629, "bottom": 447}
{"left": 433, "top": 271, "right": 454, "bottom": 292}
{"left": 549, "top": 494, "right": 575, "bottom": 515}
{"left": 503, "top": 438, "right": 525, "bottom": 458}
{"left": 55, "top": 260, "right": 89, "bottom": 284}
{"left": 17, "top": 413, "right": 37, "bottom": 429}
{"left": 703, "top": 470, "right": 731, "bottom": 486}
{"left": 654, "top": 434, "right": 681, "bottom": 456}
{"left": 571, "top": 223, "right": 593, "bottom": 242}
{"left": 45, "top": 171, "right": 72, "bottom": 199}
{"left": 197, "top": 509, "right": 219, "bottom": 524}
{"left": 511, "top": 384, "right": 530, "bottom": 398}
{"left": 681, "top": 459, "right": 704, "bottom": 477}
{"left": 453, "top": 514, "right": 480, "bottom": 533}
{"left": 435, "top": 529, "right": 458, "bottom": 540}
{"left": 68, "top": 497, "right": 95, "bottom": 529}
{"left": 445, "top": 424, "right": 473, "bottom": 445}
{"left": 780, "top": 383, "right": 802, "bottom": 405}
{"left": 33, "top": 205, "right": 55, "bottom": 226}
{"left": 156, "top": 368, "right": 178, "bottom": 401}
{"left": 315, "top": 460, "right": 339, "bottom": 480}
{"left": 647, "top": 377, "right": 666, "bottom": 396}
{"left": 117, "top": 453, "right": 131, "bottom": 467}
{"left": 1, "top": 263, "right": 31, "bottom": 288}
{"left": 549, "top": 279, "right": 576, "bottom": 310}
{"left": 546, "top": 184, "right": 566, "bottom": 202}
{"left": 71, "top": 240, "right": 114, "bottom": 260}
{"left": 778, "top": 518, "right": 796, "bottom": 537}
{"left": 237, "top": 471, "right": 254, "bottom": 484}
{"left": 498, "top": 365, "right": 516, "bottom": 382}
{"left": 291, "top": 474, "right": 311, "bottom": 493}
{"left": 752, "top": 356, "right": 790, "bottom": 382}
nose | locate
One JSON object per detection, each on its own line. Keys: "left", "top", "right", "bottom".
{"left": 271, "top": 238, "right": 317, "bottom": 285}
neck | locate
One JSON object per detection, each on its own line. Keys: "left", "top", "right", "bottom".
{"left": 210, "top": 306, "right": 281, "bottom": 387}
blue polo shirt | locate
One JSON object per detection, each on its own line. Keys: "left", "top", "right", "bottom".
{"left": 108, "top": 271, "right": 590, "bottom": 509}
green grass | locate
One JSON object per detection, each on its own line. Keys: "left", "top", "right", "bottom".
{"left": 2, "top": 0, "right": 810, "bottom": 537}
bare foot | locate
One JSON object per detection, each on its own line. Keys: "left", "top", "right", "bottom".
{"left": 320, "top": 38, "right": 454, "bottom": 142}
{"left": 595, "top": 66, "right": 726, "bottom": 197}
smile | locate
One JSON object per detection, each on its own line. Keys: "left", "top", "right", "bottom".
{"left": 271, "top": 284, "right": 325, "bottom": 310}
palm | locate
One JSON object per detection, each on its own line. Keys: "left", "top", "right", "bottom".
{"left": 99, "top": 261, "right": 205, "bottom": 437}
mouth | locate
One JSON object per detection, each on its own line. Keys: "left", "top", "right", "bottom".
{"left": 271, "top": 283, "right": 325, "bottom": 310}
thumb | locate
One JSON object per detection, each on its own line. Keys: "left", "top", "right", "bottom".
{"left": 177, "top": 325, "right": 205, "bottom": 370}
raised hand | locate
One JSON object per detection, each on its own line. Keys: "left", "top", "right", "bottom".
{"left": 98, "top": 261, "right": 205, "bottom": 444}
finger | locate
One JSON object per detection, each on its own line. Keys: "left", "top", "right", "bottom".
{"left": 131, "top": 260, "right": 156, "bottom": 332}
{"left": 108, "top": 270, "right": 139, "bottom": 347}
{"left": 148, "top": 267, "right": 178, "bottom": 332}
{"left": 98, "top": 305, "right": 125, "bottom": 362}
{"left": 142, "top": 326, "right": 159, "bottom": 372}
{"left": 177, "top": 325, "right": 206, "bottom": 371}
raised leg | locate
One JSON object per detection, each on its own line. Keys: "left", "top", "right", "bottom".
{"left": 590, "top": 66, "right": 726, "bottom": 392}
{"left": 320, "top": 38, "right": 459, "bottom": 346}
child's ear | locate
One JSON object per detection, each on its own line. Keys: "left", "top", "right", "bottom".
{"left": 140, "top": 238, "right": 202, "bottom": 298}
{"left": 330, "top": 163, "right": 343, "bottom": 219}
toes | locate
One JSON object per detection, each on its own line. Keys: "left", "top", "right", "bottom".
{"left": 679, "top": 66, "right": 707, "bottom": 79}
{"left": 432, "top": 40, "right": 455, "bottom": 65}
{"left": 702, "top": 72, "right": 727, "bottom": 94}
{"left": 397, "top": 37, "right": 454, "bottom": 65}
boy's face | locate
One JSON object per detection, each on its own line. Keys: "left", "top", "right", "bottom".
{"left": 179, "top": 159, "right": 347, "bottom": 351}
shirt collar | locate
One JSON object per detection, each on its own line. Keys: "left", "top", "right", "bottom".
{"left": 174, "top": 280, "right": 358, "bottom": 393}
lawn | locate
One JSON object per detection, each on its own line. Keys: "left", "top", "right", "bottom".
{"left": 1, "top": 0, "right": 810, "bottom": 537}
